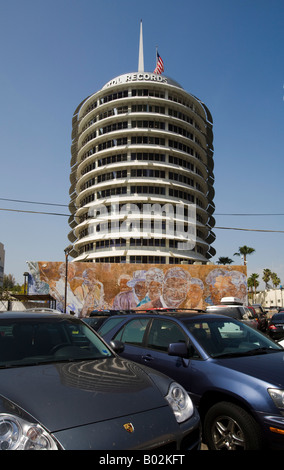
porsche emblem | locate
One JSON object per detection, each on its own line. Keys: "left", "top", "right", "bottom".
{"left": 123, "top": 423, "right": 134, "bottom": 433}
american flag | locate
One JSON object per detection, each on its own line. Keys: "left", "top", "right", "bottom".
{"left": 154, "top": 52, "right": 164, "bottom": 74}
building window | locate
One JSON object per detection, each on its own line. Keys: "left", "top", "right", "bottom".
{"left": 96, "top": 239, "right": 126, "bottom": 249}
{"left": 131, "top": 104, "right": 165, "bottom": 114}
{"left": 168, "top": 123, "right": 193, "bottom": 140}
{"left": 94, "top": 256, "right": 126, "bottom": 263}
{"left": 132, "top": 89, "right": 165, "bottom": 98}
{"left": 168, "top": 172, "right": 194, "bottom": 187}
{"left": 97, "top": 153, "right": 127, "bottom": 167}
{"left": 169, "top": 188, "right": 194, "bottom": 203}
{"left": 168, "top": 139, "right": 194, "bottom": 156}
{"left": 131, "top": 136, "right": 165, "bottom": 146}
{"left": 131, "top": 169, "right": 165, "bottom": 178}
{"left": 96, "top": 187, "right": 127, "bottom": 199}
{"left": 98, "top": 137, "right": 127, "bottom": 151}
{"left": 130, "top": 186, "right": 165, "bottom": 196}
{"left": 98, "top": 105, "right": 128, "bottom": 121}
{"left": 132, "top": 120, "right": 165, "bottom": 130}
{"left": 99, "top": 90, "right": 128, "bottom": 105}
{"left": 130, "top": 256, "right": 166, "bottom": 264}
{"left": 97, "top": 170, "right": 127, "bottom": 183}
{"left": 168, "top": 155, "right": 194, "bottom": 171}
{"left": 99, "top": 121, "right": 127, "bottom": 135}
{"left": 131, "top": 152, "right": 165, "bottom": 162}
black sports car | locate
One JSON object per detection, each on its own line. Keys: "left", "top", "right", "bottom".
{"left": 0, "top": 312, "right": 200, "bottom": 450}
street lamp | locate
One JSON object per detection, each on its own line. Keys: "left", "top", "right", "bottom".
{"left": 64, "top": 245, "right": 73, "bottom": 313}
{"left": 23, "top": 272, "right": 29, "bottom": 295}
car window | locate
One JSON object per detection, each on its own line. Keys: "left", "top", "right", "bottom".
{"left": 187, "top": 322, "right": 214, "bottom": 353}
{"left": 113, "top": 318, "right": 150, "bottom": 345}
{"left": 218, "top": 321, "right": 246, "bottom": 339}
{"left": 97, "top": 317, "right": 127, "bottom": 336}
{"left": 272, "top": 313, "right": 284, "bottom": 321}
{"left": 241, "top": 307, "right": 254, "bottom": 319}
{"left": 219, "top": 308, "right": 241, "bottom": 319}
{"left": 207, "top": 307, "right": 240, "bottom": 319}
{"left": 83, "top": 317, "right": 104, "bottom": 328}
{"left": 186, "top": 318, "right": 281, "bottom": 357}
{"left": 0, "top": 318, "right": 112, "bottom": 367}
{"left": 253, "top": 306, "right": 264, "bottom": 315}
{"left": 187, "top": 320, "right": 235, "bottom": 356}
{"left": 253, "top": 306, "right": 260, "bottom": 313}
{"left": 147, "top": 319, "right": 187, "bottom": 352}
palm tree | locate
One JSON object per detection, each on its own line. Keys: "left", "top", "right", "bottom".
{"left": 234, "top": 245, "right": 255, "bottom": 266}
{"left": 247, "top": 273, "right": 259, "bottom": 303}
{"left": 271, "top": 272, "right": 281, "bottom": 289}
{"left": 216, "top": 257, "right": 234, "bottom": 265}
{"left": 262, "top": 269, "right": 272, "bottom": 289}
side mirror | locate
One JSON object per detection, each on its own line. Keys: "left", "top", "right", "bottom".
{"left": 109, "top": 340, "right": 125, "bottom": 354}
{"left": 168, "top": 342, "right": 188, "bottom": 358}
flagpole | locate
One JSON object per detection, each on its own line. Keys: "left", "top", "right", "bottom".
{"left": 154, "top": 46, "right": 158, "bottom": 74}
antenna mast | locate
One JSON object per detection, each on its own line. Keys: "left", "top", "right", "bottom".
{"left": 138, "top": 20, "right": 144, "bottom": 72}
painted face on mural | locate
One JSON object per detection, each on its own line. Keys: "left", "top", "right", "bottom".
{"left": 189, "top": 284, "right": 203, "bottom": 308}
{"left": 209, "top": 275, "right": 232, "bottom": 304}
{"left": 134, "top": 281, "right": 147, "bottom": 300}
{"left": 163, "top": 277, "right": 188, "bottom": 307}
{"left": 147, "top": 280, "right": 162, "bottom": 300}
{"left": 119, "top": 278, "right": 131, "bottom": 291}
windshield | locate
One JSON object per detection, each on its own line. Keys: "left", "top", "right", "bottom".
{"left": 184, "top": 318, "right": 282, "bottom": 358}
{"left": 0, "top": 317, "right": 112, "bottom": 368}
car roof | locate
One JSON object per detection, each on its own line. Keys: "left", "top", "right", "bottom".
{"left": 0, "top": 311, "right": 74, "bottom": 320}
{"left": 206, "top": 304, "right": 242, "bottom": 309}
{"left": 102, "top": 310, "right": 232, "bottom": 323}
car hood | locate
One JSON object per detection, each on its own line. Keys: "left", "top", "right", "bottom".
{"left": 215, "top": 351, "right": 284, "bottom": 387}
{"left": 0, "top": 357, "right": 167, "bottom": 432}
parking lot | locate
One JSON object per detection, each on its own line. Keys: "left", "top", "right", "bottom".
{"left": 1, "top": 306, "right": 284, "bottom": 450}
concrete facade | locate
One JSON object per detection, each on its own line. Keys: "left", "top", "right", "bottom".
{"left": 68, "top": 73, "right": 215, "bottom": 266}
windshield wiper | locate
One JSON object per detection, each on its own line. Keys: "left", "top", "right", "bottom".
{"left": 214, "top": 347, "right": 281, "bottom": 358}
{"left": 244, "top": 347, "right": 281, "bottom": 356}
{"left": 213, "top": 351, "right": 247, "bottom": 358}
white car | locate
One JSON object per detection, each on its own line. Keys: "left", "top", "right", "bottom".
{"left": 206, "top": 304, "right": 258, "bottom": 328}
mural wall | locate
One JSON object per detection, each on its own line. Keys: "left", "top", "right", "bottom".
{"left": 27, "top": 262, "right": 247, "bottom": 317}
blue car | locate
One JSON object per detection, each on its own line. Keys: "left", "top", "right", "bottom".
{"left": 99, "top": 311, "right": 284, "bottom": 450}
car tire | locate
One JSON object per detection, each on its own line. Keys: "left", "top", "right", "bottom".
{"left": 204, "top": 401, "right": 263, "bottom": 450}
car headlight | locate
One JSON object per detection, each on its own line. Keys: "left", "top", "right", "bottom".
{"left": 268, "top": 389, "right": 284, "bottom": 409}
{"left": 165, "top": 382, "right": 194, "bottom": 423}
{"left": 0, "top": 414, "right": 58, "bottom": 450}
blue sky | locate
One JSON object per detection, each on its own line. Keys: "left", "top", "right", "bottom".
{"left": 0, "top": 0, "right": 283, "bottom": 288}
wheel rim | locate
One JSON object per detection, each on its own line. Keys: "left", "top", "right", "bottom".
{"left": 211, "top": 415, "right": 246, "bottom": 450}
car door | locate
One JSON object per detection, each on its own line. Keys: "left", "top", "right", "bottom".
{"left": 141, "top": 318, "right": 194, "bottom": 388}
{"left": 111, "top": 316, "right": 210, "bottom": 406}
{"left": 111, "top": 317, "right": 152, "bottom": 364}
{"left": 113, "top": 317, "right": 194, "bottom": 389}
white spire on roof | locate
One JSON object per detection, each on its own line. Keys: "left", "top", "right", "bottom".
{"left": 138, "top": 20, "right": 144, "bottom": 72}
